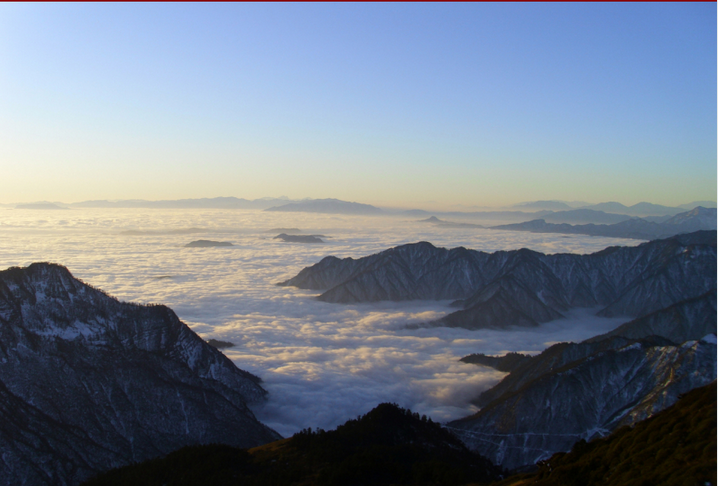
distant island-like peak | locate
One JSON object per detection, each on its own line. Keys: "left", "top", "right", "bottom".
{"left": 273, "top": 234, "right": 325, "bottom": 243}
{"left": 184, "top": 240, "right": 233, "bottom": 248}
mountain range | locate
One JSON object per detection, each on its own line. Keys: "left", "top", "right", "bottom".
{"left": 0, "top": 263, "right": 279, "bottom": 486}
{"left": 279, "top": 231, "right": 716, "bottom": 330}
{"left": 491, "top": 381, "right": 716, "bottom": 486}
{"left": 447, "top": 288, "right": 716, "bottom": 470}
{"left": 264, "top": 198, "right": 382, "bottom": 215}
{"left": 492, "top": 206, "right": 717, "bottom": 240}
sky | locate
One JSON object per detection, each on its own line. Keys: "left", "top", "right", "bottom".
{"left": 1, "top": 3, "right": 715, "bottom": 209}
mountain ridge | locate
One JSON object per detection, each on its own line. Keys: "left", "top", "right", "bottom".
{"left": 0, "top": 263, "right": 280, "bottom": 485}
{"left": 279, "top": 231, "right": 717, "bottom": 329}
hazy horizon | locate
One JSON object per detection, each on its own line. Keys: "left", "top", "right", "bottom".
{"left": 1, "top": 3, "right": 715, "bottom": 208}
{"left": 2, "top": 195, "right": 716, "bottom": 214}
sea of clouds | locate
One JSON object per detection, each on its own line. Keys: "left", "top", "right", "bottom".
{"left": 0, "top": 208, "right": 639, "bottom": 437}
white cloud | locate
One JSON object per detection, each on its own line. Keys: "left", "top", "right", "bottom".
{"left": 0, "top": 208, "right": 635, "bottom": 438}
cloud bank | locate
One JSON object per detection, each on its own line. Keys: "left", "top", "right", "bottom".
{"left": 0, "top": 208, "right": 636, "bottom": 437}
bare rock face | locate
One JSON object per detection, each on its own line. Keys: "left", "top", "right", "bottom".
{"left": 0, "top": 263, "right": 280, "bottom": 486}
{"left": 279, "top": 231, "right": 716, "bottom": 330}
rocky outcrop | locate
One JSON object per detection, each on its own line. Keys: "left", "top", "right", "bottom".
{"left": 0, "top": 263, "right": 280, "bottom": 486}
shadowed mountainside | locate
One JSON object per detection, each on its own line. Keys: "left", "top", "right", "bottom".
{"left": 447, "top": 289, "right": 716, "bottom": 471}
{"left": 0, "top": 263, "right": 279, "bottom": 486}
{"left": 279, "top": 231, "right": 716, "bottom": 330}
{"left": 492, "top": 381, "right": 716, "bottom": 486}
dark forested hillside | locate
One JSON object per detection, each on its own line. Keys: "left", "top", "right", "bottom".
{"left": 83, "top": 403, "right": 503, "bottom": 486}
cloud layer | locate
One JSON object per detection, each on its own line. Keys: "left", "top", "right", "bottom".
{"left": 0, "top": 208, "right": 636, "bottom": 437}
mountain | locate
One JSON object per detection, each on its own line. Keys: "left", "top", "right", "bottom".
{"left": 83, "top": 403, "right": 503, "bottom": 486}
{"left": 447, "top": 334, "right": 716, "bottom": 471}
{"left": 491, "top": 207, "right": 717, "bottom": 240}
{"left": 540, "top": 209, "right": 630, "bottom": 224}
{"left": 584, "top": 290, "right": 716, "bottom": 344}
{"left": 493, "top": 382, "right": 716, "bottom": 486}
{"left": 416, "top": 216, "right": 483, "bottom": 228}
{"left": 0, "top": 263, "right": 279, "bottom": 486}
{"left": 512, "top": 201, "right": 573, "bottom": 211}
{"left": 579, "top": 201, "right": 685, "bottom": 217}
{"left": 446, "top": 287, "right": 717, "bottom": 471}
{"left": 459, "top": 352, "right": 532, "bottom": 372}
{"left": 70, "top": 197, "right": 295, "bottom": 210}
{"left": 273, "top": 233, "right": 325, "bottom": 243}
{"left": 15, "top": 202, "right": 68, "bottom": 210}
{"left": 279, "top": 231, "right": 716, "bottom": 329}
{"left": 265, "top": 198, "right": 382, "bottom": 215}
{"left": 679, "top": 200, "right": 717, "bottom": 210}
{"left": 184, "top": 240, "right": 234, "bottom": 247}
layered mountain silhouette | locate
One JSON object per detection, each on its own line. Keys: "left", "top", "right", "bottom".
{"left": 279, "top": 231, "right": 716, "bottom": 330}
{"left": 265, "top": 198, "right": 381, "bottom": 215}
{"left": 492, "top": 206, "right": 716, "bottom": 240}
{"left": 448, "top": 290, "right": 717, "bottom": 470}
{"left": 273, "top": 233, "right": 325, "bottom": 243}
{"left": 0, "top": 263, "right": 279, "bottom": 485}
{"left": 184, "top": 239, "right": 233, "bottom": 247}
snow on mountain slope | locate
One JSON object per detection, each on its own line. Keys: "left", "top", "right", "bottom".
{"left": 0, "top": 263, "right": 280, "bottom": 486}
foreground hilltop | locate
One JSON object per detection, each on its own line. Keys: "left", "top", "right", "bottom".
{"left": 83, "top": 402, "right": 503, "bottom": 485}
{"left": 0, "top": 263, "right": 280, "bottom": 486}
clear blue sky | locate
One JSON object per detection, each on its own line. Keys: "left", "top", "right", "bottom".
{"left": 1, "top": 3, "right": 715, "bottom": 208}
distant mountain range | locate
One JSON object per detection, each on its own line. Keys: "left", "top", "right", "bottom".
{"left": 492, "top": 206, "right": 717, "bottom": 240}
{"left": 417, "top": 216, "right": 484, "bottom": 228}
{"left": 69, "top": 196, "right": 296, "bottom": 210}
{"left": 264, "top": 198, "right": 382, "bottom": 215}
{"left": 510, "top": 200, "right": 716, "bottom": 216}
{"left": 0, "top": 263, "right": 279, "bottom": 485}
{"left": 9, "top": 198, "right": 715, "bottom": 222}
{"left": 279, "top": 231, "right": 716, "bottom": 331}
{"left": 273, "top": 233, "right": 325, "bottom": 243}
{"left": 448, "top": 289, "right": 716, "bottom": 470}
